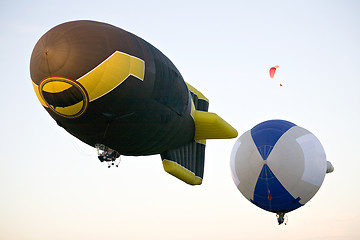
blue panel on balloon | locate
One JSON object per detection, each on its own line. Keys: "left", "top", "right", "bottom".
{"left": 251, "top": 120, "right": 295, "bottom": 160}
{"left": 252, "top": 165, "right": 303, "bottom": 213}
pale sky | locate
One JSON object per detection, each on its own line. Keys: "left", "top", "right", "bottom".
{"left": 1, "top": 1, "right": 359, "bottom": 239}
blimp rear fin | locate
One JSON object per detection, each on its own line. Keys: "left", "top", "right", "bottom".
{"left": 185, "top": 82, "right": 238, "bottom": 140}
{"left": 326, "top": 161, "right": 334, "bottom": 173}
{"left": 194, "top": 111, "right": 238, "bottom": 140}
{"left": 161, "top": 140, "right": 205, "bottom": 185}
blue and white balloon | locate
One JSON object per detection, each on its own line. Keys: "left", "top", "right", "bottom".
{"left": 230, "top": 120, "right": 333, "bottom": 224}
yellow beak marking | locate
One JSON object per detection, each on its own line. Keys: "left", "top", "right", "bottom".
{"left": 32, "top": 51, "right": 145, "bottom": 117}
{"left": 78, "top": 51, "right": 145, "bottom": 102}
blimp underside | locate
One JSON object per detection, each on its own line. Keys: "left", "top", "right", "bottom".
{"left": 30, "top": 20, "right": 238, "bottom": 185}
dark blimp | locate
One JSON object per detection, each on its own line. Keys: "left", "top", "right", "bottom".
{"left": 30, "top": 20, "right": 237, "bottom": 185}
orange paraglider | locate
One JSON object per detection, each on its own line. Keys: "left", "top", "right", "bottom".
{"left": 269, "top": 65, "right": 279, "bottom": 79}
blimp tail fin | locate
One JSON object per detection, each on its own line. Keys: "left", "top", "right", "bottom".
{"left": 161, "top": 83, "right": 238, "bottom": 185}
{"left": 161, "top": 141, "right": 205, "bottom": 185}
{"left": 193, "top": 111, "right": 238, "bottom": 140}
{"left": 186, "top": 82, "right": 238, "bottom": 140}
{"left": 160, "top": 83, "right": 210, "bottom": 185}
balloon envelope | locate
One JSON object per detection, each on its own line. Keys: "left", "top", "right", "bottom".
{"left": 230, "top": 120, "right": 327, "bottom": 213}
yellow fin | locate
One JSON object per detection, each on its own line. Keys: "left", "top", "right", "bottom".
{"left": 194, "top": 110, "right": 238, "bottom": 140}
{"left": 162, "top": 160, "right": 202, "bottom": 185}
{"left": 185, "top": 82, "right": 208, "bottom": 102}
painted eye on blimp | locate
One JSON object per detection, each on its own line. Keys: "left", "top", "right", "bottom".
{"left": 39, "top": 77, "right": 89, "bottom": 118}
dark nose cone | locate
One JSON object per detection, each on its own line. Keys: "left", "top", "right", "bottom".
{"left": 30, "top": 31, "right": 70, "bottom": 82}
{"left": 30, "top": 20, "right": 119, "bottom": 85}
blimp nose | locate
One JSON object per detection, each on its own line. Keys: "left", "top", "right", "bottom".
{"left": 30, "top": 21, "right": 110, "bottom": 118}
{"left": 30, "top": 20, "right": 114, "bottom": 84}
{"left": 30, "top": 21, "right": 145, "bottom": 119}
{"left": 30, "top": 37, "right": 70, "bottom": 80}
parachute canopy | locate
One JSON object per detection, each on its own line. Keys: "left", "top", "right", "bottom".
{"left": 269, "top": 65, "right": 279, "bottom": 79}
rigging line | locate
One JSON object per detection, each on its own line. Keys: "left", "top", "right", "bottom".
{"left": 264, "top": 164, "right": 272, "bottom": 210}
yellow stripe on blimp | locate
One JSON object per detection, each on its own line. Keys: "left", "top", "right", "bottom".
{"left": 78, "top": 51, "right": 145, "bottom": 102}
{"left": 32, "top": 51, "right": 145, "bottom": 108}
{"left": 32, "top": 81, "right": 47, "bottom": 106}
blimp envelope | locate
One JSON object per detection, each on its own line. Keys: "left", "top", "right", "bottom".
{"left": 30, "top": 20, "right": 238, "bottom": 185}
{"left": 230, "top": 120, "right": 328, "bottom": 213}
